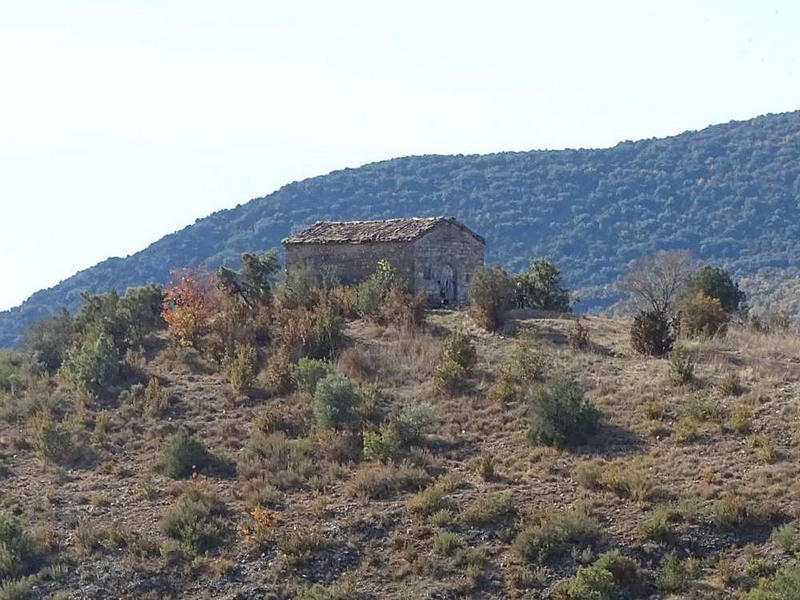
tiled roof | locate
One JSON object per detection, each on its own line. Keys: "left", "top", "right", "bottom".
{"left": 282, "top": 216, "right": 483, "bottom": 245}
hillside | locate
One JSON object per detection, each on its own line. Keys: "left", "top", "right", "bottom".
{"left": 3, "top": 109, "right": 800, "bottom": 346}
{"left": 2, "top": 308, "right": 800, "bottom": 599}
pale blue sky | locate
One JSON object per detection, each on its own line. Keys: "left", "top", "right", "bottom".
{"left": 1, "top": 0, "right": 798, "bottom": 310}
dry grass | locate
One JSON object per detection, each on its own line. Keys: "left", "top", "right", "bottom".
{"left": 2, "top": 313, "right": 800, "bottom": 598}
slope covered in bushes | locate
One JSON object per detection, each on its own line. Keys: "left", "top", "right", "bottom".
{"left": 3, "top": 109, "right": 800, "bottom": 346}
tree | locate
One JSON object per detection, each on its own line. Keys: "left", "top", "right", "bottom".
{"left": 468, "top": 266, "right": 515, "bottom": 331}
{"left": 24, "top": 310, "right": 74, "bottom": 372}
{"left": 514, "top": 259, "right": 571, "bottom": 312}
{"left": 682, "top": 266, "right": 746, "bottom": 314}
{"left": 217, "top": 250, "right": 280, "bottom": 309}
{"left": 619, "top": 250, "right": 695, "bottom": 314}
{"left": 162, "top": 269, "right": 219, "bottom": 347}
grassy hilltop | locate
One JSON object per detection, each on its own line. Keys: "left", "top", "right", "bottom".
{"left": 1, "top": 263, "right": 800, "bottom": 599}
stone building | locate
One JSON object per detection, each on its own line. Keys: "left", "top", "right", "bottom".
{"left": 282, "top": 216, "right": 485, "bottom": 305}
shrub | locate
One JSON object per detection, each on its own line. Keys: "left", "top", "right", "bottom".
{"left": 513, "top": 502, "right": 600, "bottom": 564}
{"left": 356, "top": 276, "right": 386, "bottom": 318}
{"left": 527, "top": 376, "right": 600, "bottom": 448}
{"left": 290, "top": 358, "right": 332, "bottom": 395}
{"left": 313, "top": 374, "right": 360, "bottom": 429}
{"left": 672, "top": 415, "right": 700, "bottom": 443}
{"left": 656, "top": 551, "right": 689, "bottom": 593}
{"left": 729, "top": 403, "right": 752, "bottom": 433}
{"left": 362, "top": 425, "right": 402, "bottom": 462}
{"left": 574, "top": 460, "right": 604, "bottom": 490}
{"left": 392, "top": 401, "right": 436, "bottom": 445}
{"left": 562, "top": 563, "right": 614, "bottom": 600}
{"left": 683, "top": 265, "right": 746, "bottom": 314}
{"left": 716, "top": 372, "right": 743, "bottom": 396}
{"left": 441, "top": 327, "right": 477, "bottom": 370}
{"left": 746, "top": 561, "right": 800, "bottom": 599}
{"left": 514, "top": 259, "right": 571, "bottom": 312}
{"left": 630, "top": 310, "right": 675, "bottom": 356}
{"left": 161, "top": 427, "right": 211, "bottom": 479}
{"left": 433, "top": 359, "right": 469, "bottom": 396}
{"left": 668, "top": 346, "right": 694, "bottom": 385}
{"left": 712, "top": 492, "right": 748, "bottom": 529}
{"left": 639, "top": 505, "right": 682, "bottom": 541}
{"left": 460, "top": 493, "right": 513, "bottom": 526}
{"left": 568, "top": 320, "right": 591, "bottom": 351}
{"left": 160, "top": 487, "right": 226, "bottom": 554}
{"left": 161, "top": 269, "right": 219, "bottom": 347}
{"left": 681, "top": 292, "right": 728, "bottom": 338}
{"left": 222, "top": 343, "right": 258, "bottom": 391}
{"left": 308, "top": 307, "right": 345, "bottom": 359}
{"left": 23, "top": 310, "right": 74, "bottom": 372}
{"left": 432, "top": 531, "right": 462, "bottom": 556}
{"left": 117, "top": 284, "right": 165, "bottom": 345}
{"left": 0, "top": 511, "right": 40, "bottom": 580}
{"left": 476, "top": 453, "right": 495, "bottom": 481}
{"left": 59, "top": 330, "right": 120, "bottom": 395}
{"left": 260, "top": 350, "right": 293, "bottom": 396}
{"left": 771, "top": 523, "right": 797, "bottom": 554}
{"left": 379, "top": 285, "right": 427, "bottom": 330}
{"left": 345, "top": 464, "right": 430, "bottom": 500}
{"left": 139, "top": 377, "right": 170, "bottom": 418}
{"left": 468, "top": 266, "right": 515, "bottom": 331}
{"left": 30, "top": 414, "right": 73, "bottom": 464}
{"left": 489, "top": 338, "right": 549, "bottom": 403}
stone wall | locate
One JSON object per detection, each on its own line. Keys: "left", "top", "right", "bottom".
{"left": 410, "top": 222, "right": 484, "bottom": 305}
{"left": 284, "top": 221, "right": 484, "bottom": 306}
{"left": 285, "top": 241, "right": 415, "bottom": 285}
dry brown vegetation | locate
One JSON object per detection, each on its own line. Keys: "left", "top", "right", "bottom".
{"left": 2, "top": 308, "right": 800, "bottom": 599}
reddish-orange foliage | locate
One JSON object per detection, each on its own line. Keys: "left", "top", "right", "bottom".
{"left": 161, "top": 269, "right": 219, "bottom": 346}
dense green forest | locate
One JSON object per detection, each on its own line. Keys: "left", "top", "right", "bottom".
{"left": 2, "top": 109, "right": 799, "bottom": 347}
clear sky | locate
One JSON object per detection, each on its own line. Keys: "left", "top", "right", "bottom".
{"left": 1, "top": 0, "right": 798, "bottom": 311}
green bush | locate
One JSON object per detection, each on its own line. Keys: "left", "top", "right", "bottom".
{"left": 513, "top": 502, "right": 600, "bottom": 564}
{"left": 514, "top": 259, "right": 571, "bottom": 312}
{"left": 0, "top": 511, "right": 40, "bottom": 581}
{"left": 222, "top": 343, "right": 258, "bottom": 391}
{"left": 23, "top": 310, "right": 75, "bottom": 372}
{"left": 160, "top": 427, "right": 211, "bottom": 479}
{"left": 31, "top": 414, "right": 73, "bottom": 464}
{"left": 356, "top": 276, "right": 387, "bottom": 318}
{"left": 668, "top": 346, "right": 695, "bottom": 385}
{"left": 655, "top": 551, "right": 689, "bottom": 593}
{"left": 440, "top": 327, "right": 477, "bottom": 371}
{"left": 560, "top": 551, "right": 641, "bottom": 600}
{"left": 59, "top": 329, "right": 120, "bottom": 395}
{"left": 308, "top": 307, "right": 345, "bottom": 359}
{"left": 117, "top": 284, "right": 165, "bottom": 345}
{"left": 563, "top": 563, "right": 614, "bottom": 600}
{"left": 362, "top": 425, "right": 402, "bottom": 462}
{"left": 160, "top": 489, "right": 226, "bottom": 554}
{"left": 139, "top": 377, "right": 170, "bottom": 418}
{"left": 363, "top": 401, "right": 435, "bottom": 461}
{"left": 468, "top": 265, "right": 515, "bottom": 331}
{"left": 290, "top": 358, "right": 333, "bottom": 394}
{"left": 433, "top": 358, "right": 469, "bottom": 396}
{"left": 392, "top": 401, "right": 436, "bottom": 445}
{"left": 683, "top": 265, "right": 746, "bottom": 314}
{"left": 433, "top": 328, "right": 477, "bottom": 395}
{"left": 0, "top": 351, "right": 26, "bottom": 393}
{"left": 630, "top": 310, "right": 675, "bottom": 357}
{"left": 313, "top": 374, "right": 360, "bottom": 429}
{"left": 746, "top": 560, "right": 800, "bottom": 599}
{"left": 527, "top": 376, "right": 600, "bottom": 448}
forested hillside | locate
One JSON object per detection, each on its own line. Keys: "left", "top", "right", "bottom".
{"left": 3, "top": 109, "right": 800, "bottom": 346}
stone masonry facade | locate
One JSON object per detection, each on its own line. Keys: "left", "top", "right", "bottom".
{"left": 282, "top": 217, "right": 484, "bottom": 305}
